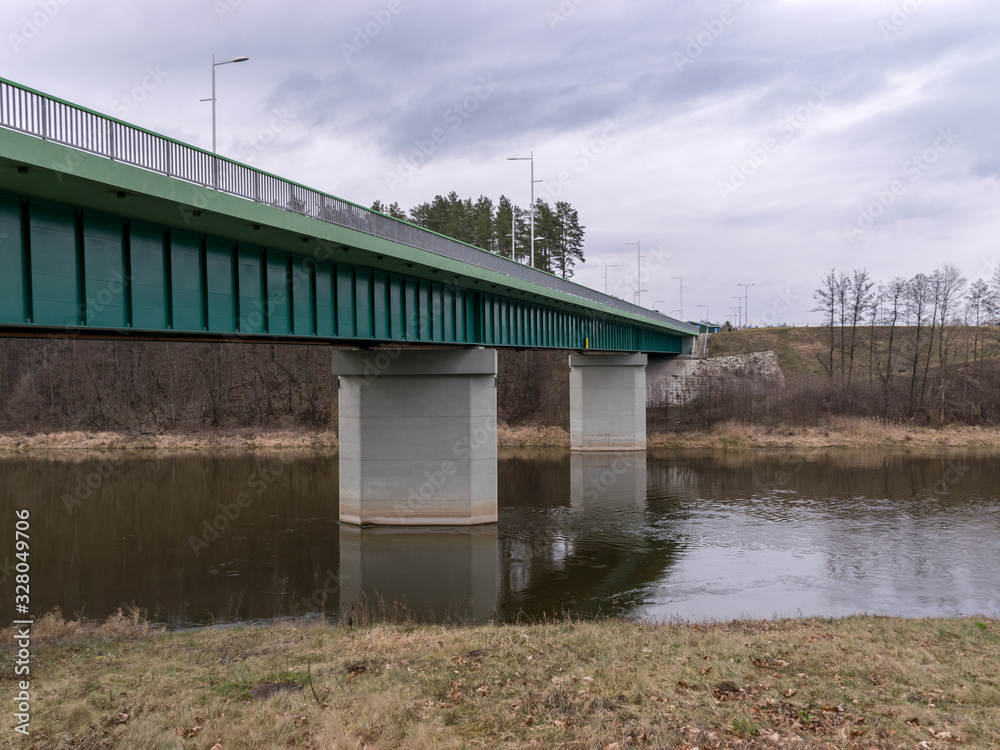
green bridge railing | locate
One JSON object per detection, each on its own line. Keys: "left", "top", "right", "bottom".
{"left": 0, "top": 77, "right": 696, "bottom": 335}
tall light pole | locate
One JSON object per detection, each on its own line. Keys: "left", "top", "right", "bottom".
{"left": 603, "top": 263, "right": 620, "bottom": 294}
{"left": 201, "top": 53, "right": 250, "bottom": 154}
{"left": 733, "top": 296, "right": 743, "bottom": 328}
{"left": 672, "top": 274, "right": 684, "bottom": 319}
{"left": 625, "top": 240, "right": 641, "bottom": 305}
{"left": 738, "top": 283, "right": 755, "bottom": 328}
{"left": 507, "top": 153, "right": 541, "bottom": 267}
{"left": 698, "top": 303, "right": 709, "bottom": 322}
{"left": 633, "top": 289, "right": 647, "bottom": 304}
{"left": 653, "top": 300, "right": 666, "bottom": 311}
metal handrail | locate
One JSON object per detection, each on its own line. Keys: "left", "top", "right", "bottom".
{"left": 0, "top": 77, "right": 695, "bottom": 333}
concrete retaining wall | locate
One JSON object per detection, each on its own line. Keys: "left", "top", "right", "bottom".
{"left": 646, "top": 350, "right": 786, "bottom": 407}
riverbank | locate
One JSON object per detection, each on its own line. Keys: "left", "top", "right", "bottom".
{"left": 3, "top": 418, "right": 1000, "bottom": 455}
{"left": 4, "top": 611, "right": 998, "bottom": 749}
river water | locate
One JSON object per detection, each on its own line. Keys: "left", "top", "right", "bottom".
{"left": 1, "top": 449, "right": 997, "bottom": 626}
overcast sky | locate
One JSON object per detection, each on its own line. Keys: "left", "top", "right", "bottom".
{"left": 4, "top": 0, "right": 998, "bottom": 326}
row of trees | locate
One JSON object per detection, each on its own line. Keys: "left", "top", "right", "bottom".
{"left": 0, "top": 340, "right": 570, "bottom": 433}
{"left": 372, "top": 192, "right": 586, "bottom": 278}
{"left": 811, "top": 263, "right": 1000, "bottom": 422}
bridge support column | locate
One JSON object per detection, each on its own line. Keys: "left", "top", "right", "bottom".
{"left": 333, "top": 348, "right": 497, "bottom": 526}
{"left": 569, "top": 353, "right": 647, "bottom": 451}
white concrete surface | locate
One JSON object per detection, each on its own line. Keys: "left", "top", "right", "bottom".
{"left": 569, "top": 353, "right": 647, "bottom": 451}
{"left": 333, "top": 348, "right": 498, "bottom": 525}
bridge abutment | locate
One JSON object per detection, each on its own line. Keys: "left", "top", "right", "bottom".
{"left": 569, "top": 353, "right": 647, "bottom": 451}
{"left": 333, "top": 348, "right": 498, "bottom": 526}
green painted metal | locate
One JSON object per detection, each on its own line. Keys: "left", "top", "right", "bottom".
{"left": 0, "top": 117, "right": 697, "bottom": 344}
{"left": 0, "top": 187, "right": 687, "bottom": 353}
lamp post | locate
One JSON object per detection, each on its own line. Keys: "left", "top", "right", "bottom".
{"left": 201, "top": 53, "right": 250, "bottom": 154}
{"left": 507, "top": 153, "right": 541, "bottom": 267}
{"left": 603, "top": 263, "right": 620, "bottom": 294}
{"left": 698, "top": 303, "right": 709, "bottom": 322}
{"left": 733, "top": 296, "right": 743, "bottom": 328}
{"left": 625, "top": 240, "right": 641, "bottom": 305}
{"left": 633, "top": 289, "right": 647, "bottom": 304}
{"left": 653, "top": 300, "right": 666, "bottom": 312}
{"left": 738, "top": 283, "right": 755, "bottom": 328}
{"left": 672, "top": 274, "right": 684, "bottom": 319}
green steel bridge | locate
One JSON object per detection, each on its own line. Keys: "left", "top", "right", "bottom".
{"left": 0, "top": 77, "right": 697, "bottom": 353}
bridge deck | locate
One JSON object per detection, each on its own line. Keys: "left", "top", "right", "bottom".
{"left": 0, "top": 77, "right": 697, "bottom": 353}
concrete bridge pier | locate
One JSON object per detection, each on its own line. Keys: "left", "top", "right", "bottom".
{"left": 332, "top": 348, "right": 498, "bottom": 526}
{"left": 569, "top": 353, "right": 647, "bottom": 451}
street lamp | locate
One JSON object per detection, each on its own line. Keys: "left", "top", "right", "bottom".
{"left": 507, "top": 153, "right": 542, "bottom": 268}
{"left": 652, "top": 300, "right": 666, "bottom": 311}
{"left": 698, "top": 303, "right": 709, "bottom": 322}
{"left": 738, "top": 283, "right": 755, "bottom": 328}
{"left": 672, "top": 274, "right": 684, "bottom": 319}
{"left": 625, "top": 240, "right": 642, "bottom": 305}
{"left": 201, "top": 53, "right": 250, "bottom": 154}
{"left": 603, "top": 263, "right": 620, "bottom": 294}
{"left": 633, "top": 289, "right": 647, "bottom": 304}
{"left": 733, "top": 296, "right": 743, "bottom": 328}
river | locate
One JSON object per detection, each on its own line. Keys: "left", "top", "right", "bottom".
{"left": 1, "top": 448, "right": 997, "bottom": 626}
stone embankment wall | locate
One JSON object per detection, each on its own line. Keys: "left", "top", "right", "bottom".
{"left": 646, "top": 351, "right": 785, "bottom": 407}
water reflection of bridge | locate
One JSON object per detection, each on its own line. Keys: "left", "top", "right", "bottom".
{"left": 342, "top": 451, "right": 683, "bottom": 621}
{"left": 13, "top": 450, "right": 996, "bottom": 625}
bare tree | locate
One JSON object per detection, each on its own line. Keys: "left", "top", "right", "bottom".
{"left": 905, "top": 273, "right": 931, "bottom": 417}
{"left": 846, "top": 269, "right": 876, "bottom": 386}
{"left": 811, "top": 269, "right": 844, "bottom": 377}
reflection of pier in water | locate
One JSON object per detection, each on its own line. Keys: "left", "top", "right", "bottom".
{"left": 496, "top": 451, "right": 681, "bottom": 619}
{"left": 338, "top": 451, "right": 684, "bottom": 621}
{"left": 338, "top": 525, "right": 497, "bottom": 623}
{"left": 9, "top": 450, "right": 995, "bottom": 626}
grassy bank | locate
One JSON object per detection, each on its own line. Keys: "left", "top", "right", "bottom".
{"left": 3, "top": 419, "right": 1000, "bottom": 455}
{"left": 3, "top": 612, "right": 998, "bottom": 749}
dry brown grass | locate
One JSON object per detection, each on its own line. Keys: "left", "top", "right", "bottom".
{"left": 648, "top": 418, "right": 1000, "bottom": 450}
{"left": 0, "top": 429, "right": 339, "bottom": 457}
{"left": 497, "top": 425, "right": 570, "bottom": 447}
{"left": 5, "top": 614, "right": 999, "bottom": 749}
{"left": 0, "top": 607, "right": 162, "bottom": 648}
{"left": 3, "top": 419, "right": 999, "bottom": 458}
